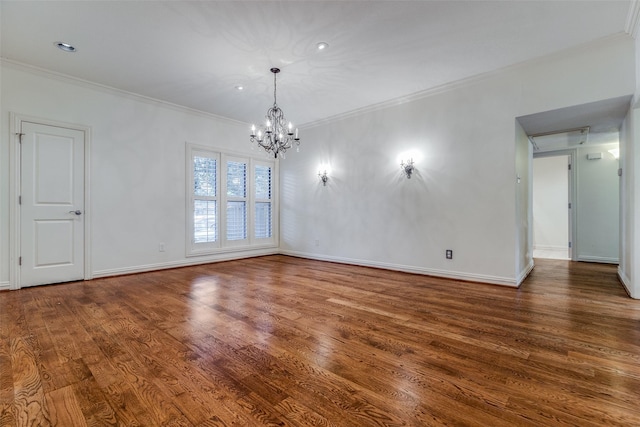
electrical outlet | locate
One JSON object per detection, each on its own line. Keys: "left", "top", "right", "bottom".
{"left": 446, "top": 249, "right": 453, "bottom": 259}
{"left": 159, "top": 243, "right": 165, "bottom": 252}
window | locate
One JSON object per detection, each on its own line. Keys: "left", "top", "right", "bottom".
{"left": 193, "top": 155, "right": 218, "bottom": 243}
{"left": 186, "top": 144, "right": 277, "bottom": 256}
{"left": 226, "top": 159, "right": 247, "bottom": 241}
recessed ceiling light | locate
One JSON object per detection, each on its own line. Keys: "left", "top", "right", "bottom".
{"left": 55, "top": 42, "right": 76, "bottom": 52}
{"left": 235, "top": 85, "right": 244, "bottom": 91}
{"left": 316, "top": 42, "right": 329, "bottom": 51}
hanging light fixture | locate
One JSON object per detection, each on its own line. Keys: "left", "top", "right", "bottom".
{"left": 250, "top": 68, "right": 300, "bottom": 158}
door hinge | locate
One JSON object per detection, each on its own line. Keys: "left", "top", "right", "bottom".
{"left": 568, "top": 164, "right": 572, "bottom": 170}
{"left": 19, "top": 257, "right": 22, "bottom": 266}
{"left": 18, "top": 195, "right": 21, "bottom": 205}
{"left": 568, "top": 202, "right": 571, "bottom": 209}
{"left": 569, "top": 242, "right": 572, "bottom": 249}
{"left": 16, "top": 132, "right": 24, "bottom": 143}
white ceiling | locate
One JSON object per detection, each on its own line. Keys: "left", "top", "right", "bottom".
{"left": 0, "top": 1, "right": 633, "bottom": 127}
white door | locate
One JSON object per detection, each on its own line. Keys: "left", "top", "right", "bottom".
{"left": 20, "top": 122, "right": 85, "bottom": 287}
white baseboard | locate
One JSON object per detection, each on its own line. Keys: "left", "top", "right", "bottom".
{"left": 516, "top": 259, "right": 535, "bottom": 286}
{"left": 617, "top": 268, "right": 637, "bottom": 299}
{"left": 576, "top": 255, "right": 619, "bottom": 264}
{"left": 533, "top": 246, "right": 569, "bottom": 260}
{"left": 92, "top": 248, "right": 278, "bottom": 279}
{"left": 533, "top": 245, "right": 567, "bottom": 252}
{"left": 0, "top": 281, "right": 10, "bottom": 291}
{"left": 279, "top": 250, "right": 519, "bottom": 287}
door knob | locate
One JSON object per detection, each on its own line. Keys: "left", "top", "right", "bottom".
{"left": 68, "top": 210, "right": 82, "bottom": 215}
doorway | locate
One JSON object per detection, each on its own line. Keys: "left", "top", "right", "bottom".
{"left": 532, "top": 153, "right": 573, "bottom": 260}
{"left": 10, "top": 115, "right": 91, "bottom": 289}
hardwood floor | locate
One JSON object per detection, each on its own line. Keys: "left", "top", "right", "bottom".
{"left": 1, "top": 256, "right": 639, "bottom": 426}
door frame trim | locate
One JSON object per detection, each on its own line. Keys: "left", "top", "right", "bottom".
{"left": 533, "top": 149, "right": 577, "bottom": 261}
{"left": 9, "top": 113, "right": 92, "bottom": 289}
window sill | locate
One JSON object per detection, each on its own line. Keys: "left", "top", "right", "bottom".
{"left": 186, "top": 242, "right": 278, "bottom": 258}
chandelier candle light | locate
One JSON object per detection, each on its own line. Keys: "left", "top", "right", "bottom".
{"left": 250, "top": 68, "right": 300, "bottom": 158}
{"left": 401, "top": 158, "right": 415, "bottom": 179}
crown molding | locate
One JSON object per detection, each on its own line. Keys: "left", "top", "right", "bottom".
{"left": 302, "top": 33, "right": 633, "bottom": 129}
{"left": 626, "top": 0, "right": 640, "bottom": 38}
{"left": 2, "top": 31, "right": 632, "bottom": 132}
{"left": 0, "top": 58, "right": 246, "bottom": 126}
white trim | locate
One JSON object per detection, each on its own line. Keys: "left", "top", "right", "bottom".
{"left": 253, "top": 159, "right": 277, "bottom": 243}
{"left": 9, "top": 116, "right": 20, "bottom": 290}
{"left": 222, "top": 154, "right": 250, "bottom": 248}
{"left": 533, "top": 245, "right": 569, "bottom": 252}
{"left": 2, "top": 35, "right": 630, "bottom": 132}
{"left": 516, "top": 259, "right": 535, "bottom": 287}
{"left": 280, "top": 250, "right": 519, "bottom": 288}
{"left": 186, "top": 146, "right": 221, "bottom": 253}
{"left": 8, "top": 113, "right": 92, "bottom": 289}
{"left": 533, "top": 245, "right": 570, "bottom": 260}
{"left": 185, "top": 142, "right": 278, "bottom": 257}
{"left": 84, "top": 126, "right": 93, "bottom": 281}
{"left": 576, "top": 256, "right": 619, "bottom": 264}
{"left": 0, "top": 59, "right": 244, "bottom": 126}
{"left": 93, "top": 248, "right": 278, "bottom": 279}
{"left": 617, "top": 267, "right": 636, "bottom": 299}
{"left": 303, "top": 34, "right": 632, "bottom": 129}
{"left": 0, "top": 282, "right": 10, "bottom": 291}
{"left": 189, "top": 243, "right": 278, "bottom": 257}
{"left": 533, "top": 149, "right": 577, "bottom": 261}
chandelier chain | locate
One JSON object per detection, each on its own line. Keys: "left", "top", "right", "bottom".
{"left": 273, "top": 71, "right": 277, "bottom": 106}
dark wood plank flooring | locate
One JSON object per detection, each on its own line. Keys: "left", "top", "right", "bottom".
{"left": 1, "top": 255, "right": 639, "bottom": 426}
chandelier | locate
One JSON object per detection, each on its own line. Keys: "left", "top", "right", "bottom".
{"left": 250, "top": 68, "right": 300, "bottom": 158}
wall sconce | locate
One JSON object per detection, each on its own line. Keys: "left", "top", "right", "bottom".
{"left": 400, "top": 158, "right": 415, "bottom": 179}
{"left": 318, "top": 170, "right": 329, "bottom": 186}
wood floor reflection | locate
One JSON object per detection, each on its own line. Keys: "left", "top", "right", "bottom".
{"left": 1, "top": 255, "right": 639, "bottom": 426}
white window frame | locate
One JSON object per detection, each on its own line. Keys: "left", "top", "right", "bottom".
{"left": 222, "top": 154, "right": 249, "bottom": 248}
{"left": 186, "top": 143, "right": 278, "bottom": 257}
{"left": 187, "top": 146, "right": 221, "bottom": 253}
{"left": 253, "top": 160, "right": 274, "bottom": 241}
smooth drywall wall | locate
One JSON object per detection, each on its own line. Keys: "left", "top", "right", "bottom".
{"left": 281, "top": 74, "right": 523, "bottom": 285}
{"left": 576, "top": 143, "right": 620, "bottom": 263}
{"left": 533, "top": 155, "right": 569, "bottom": 257}
{"left": 517, "top": 36, "right": 634, "bottom": 118}
{"left": 280, "top": 35, "right": 634, "bottom": 286}
{"left": 0, "top": 62, "right": 275, "bottom": 287}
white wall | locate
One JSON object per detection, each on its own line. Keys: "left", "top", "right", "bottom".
{"left": 280, "top": 35, "right": 635, "bottom": 287}
{"left": 1, "top": 35, "right": 635, "bottom": 291}
{"left": 281, "top": 75, "right": 522, "bottom": 285}
{"left": 533, "top": 155, "right": 569, "bottom": 257}
{"left": 0, "top": 61, "right": 276, "bottom": 288}
{"left": 576, "top": 143, "right": 620, "bottom": 263}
